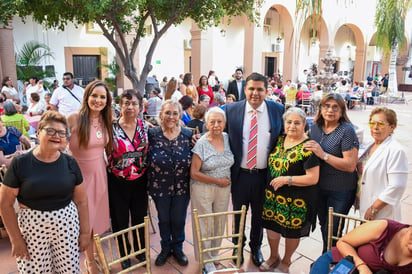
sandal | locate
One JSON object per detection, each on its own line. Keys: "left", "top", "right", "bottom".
{"left": 259, "top": 255, "right": 281, "bottom": 271}
{"left": 275, "top": 261, "right": 291, "bottom": 273}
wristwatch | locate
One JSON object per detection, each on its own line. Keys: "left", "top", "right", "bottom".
{"left": 323, "top": 153, "right": 329, "bottom": 161}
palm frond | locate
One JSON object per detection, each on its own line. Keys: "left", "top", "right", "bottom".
{"left": 15, "top": 40, "right": 54, "bottom": 66}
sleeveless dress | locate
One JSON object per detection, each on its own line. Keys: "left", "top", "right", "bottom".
{"left": 69, "top": 123, "right": 110, "bottom": 235}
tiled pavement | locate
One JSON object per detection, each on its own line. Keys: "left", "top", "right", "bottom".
{"left": 1, "top": 93, "right": 411, "bottom": 274}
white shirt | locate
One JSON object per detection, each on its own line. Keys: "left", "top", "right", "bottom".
{"left": 26, "top": 84, "right": 45, "bottom": 107}
{"left": 50, "top": 85, "right": 84, "bottom": 116}
{"left": 1, "top": 86, "right": 18, "bottom": 97}
{"left": 236, "top": 80, "right": 243, "bottom": 99}
{"left": 240, "top": 102, "right": 271, "bottom": 169}
{"left": 171, "top": 90, "right": 183, "bottom": 101}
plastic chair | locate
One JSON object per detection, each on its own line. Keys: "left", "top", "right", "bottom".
{"left": 327, "top": 207, "right": 367, "bottom": 250}
{"left": 299, "top": 95, "right": 313, "bottom": 115}
{"left": 192, "top": 205, "right": 247, "bottom": 274}
{"left": 0, "top": 164, "right": 7, "bottom": 239}
{"left": 94, "top": 216, "right": 151, "bottom": 274}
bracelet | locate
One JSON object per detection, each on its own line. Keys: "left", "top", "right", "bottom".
{"left": 370, "top": 206, "right": 378, "bottom": 215}
{"left": 288, "top": 176, "right": 292, "bottom": 186}
{"left": 356, "top": 262, "right": 366, "bottom": 268}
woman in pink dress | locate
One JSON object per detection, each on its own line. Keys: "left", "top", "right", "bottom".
{"left": 68, "top": 80, "right": 113, "bottom": 274}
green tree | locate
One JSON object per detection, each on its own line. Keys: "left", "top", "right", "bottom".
{"left": 5, "top": 0, "right": 255, "bottom": 94}
{"left": 375, "top": 0, "right": 412, "bottom": 96}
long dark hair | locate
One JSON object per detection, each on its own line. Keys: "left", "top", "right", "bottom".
{"left": 314, "top": 93, "right": 351, "bottom": 126}
{"left": 77, "top": 80, "right": 113, "bottom": 153}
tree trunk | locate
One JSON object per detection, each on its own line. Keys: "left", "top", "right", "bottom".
{"left": 388, "top": 40, "right": 398, "bottom": 96}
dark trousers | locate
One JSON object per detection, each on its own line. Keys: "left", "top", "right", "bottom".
{"left": 317, "top": 188, "right": 356, "bottom": 253}
{"left": 152, "top": 194, "right": 190, "bottom": 252}
{"left": 107, "top": 172, "right": 148, "bottom": 257}
{"left": 231, "top": 169, "right": 266, "bottom": 252}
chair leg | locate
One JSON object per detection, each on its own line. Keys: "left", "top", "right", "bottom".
{"left": 147, "top": 196, "right": 157, "bottom": 233}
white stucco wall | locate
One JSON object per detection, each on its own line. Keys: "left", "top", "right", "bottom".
{"left": 12, "top": 16, "right": 116, "bottom": 81}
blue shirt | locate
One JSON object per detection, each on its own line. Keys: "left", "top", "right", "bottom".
{"left": 0, "top": 126, "right": 22, "bottom": 155}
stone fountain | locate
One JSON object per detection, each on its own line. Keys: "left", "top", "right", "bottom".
{"left": 316, "top": 49, "right": 339, "bottom": 94}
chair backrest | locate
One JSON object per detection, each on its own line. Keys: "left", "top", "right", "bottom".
{"left": 0, "top": 164, "right": 7, "bottom": 183}
{"left": 94, "top": 217, "right": 151, "bottom": 274}
{"left": 327, "top": 207, "right": 367, "bottom": 250}
{"left": 192, "top": 205, "right": 247, "bottom": 273}
{"left": 186, "top": 126, "right": 200, "bottom": 135}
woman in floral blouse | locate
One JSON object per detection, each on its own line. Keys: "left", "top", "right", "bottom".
{"left": 147, "top": 99, "right": 193, "bottom": 267}
{"left": 107, "top": 90, "right": 148, "bottom": 270}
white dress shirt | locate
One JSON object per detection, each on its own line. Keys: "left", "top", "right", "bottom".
{"left": 236, "top": 80, "right": 243, "bottom": 99}
{"left": 240, "top": 102, "right": 271, "bottom": 169}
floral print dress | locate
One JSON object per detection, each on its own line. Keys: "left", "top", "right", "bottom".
{"left": 262, "top": 135, "right": 319, "bottom": 238}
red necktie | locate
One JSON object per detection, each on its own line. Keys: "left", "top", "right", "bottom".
{"left": 246, "top": 110, "right": 258, "bottom": 169}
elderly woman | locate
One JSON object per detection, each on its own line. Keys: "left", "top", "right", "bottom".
{"left": 0, "top": 111, "right": 89, "bottom": 273}
{"left": 107, "top": 90, "right": 148, "bottom": 269}
{"left": 310, "top": 219, "right": 412, "bottom": 273}
{"left": 190, "top": 107, "right": 234, "bottom": 273}
{"left": 358, "top": 107, "right": 408, "bottom": 221}
{"left": 68, "top": 80, "right": 113, "bottom": 274}
{"left": 260, "top": 108, "right": 319, "bottom": 273}
{"left": 147, "top": 99, "right": 193, "bottom": 267}
{"left": 1, "top": 101, "right": 30, "bottom": 137}
{"left": 304, "top": 93, "right": 359, "bottom": 253}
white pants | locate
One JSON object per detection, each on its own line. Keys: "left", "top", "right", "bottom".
{"left": 17, "top": 202, "right": 80, "bottom": 274}
{"left": 191, "top": 183, "right": 231, "bottom": 261}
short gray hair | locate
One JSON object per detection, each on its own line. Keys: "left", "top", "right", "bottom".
{"left": 199, "top": 94, "right": 211, "bottom": 102}
{"left": 205, "top": 107, "right": 226, "bottom": 123}
{"left": 3, "top": 101, "right": 17, "bottom": 115}
{"left": 282, "top": 107, "right": 306, "bottom": 123}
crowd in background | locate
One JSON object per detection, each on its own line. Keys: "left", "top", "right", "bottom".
{"left": 0, "top": 68, "right": 410, "bottom": 274}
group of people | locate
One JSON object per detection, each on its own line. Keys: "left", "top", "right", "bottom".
{"left": 0, "top": 68, "right": 410, "bottom": 274}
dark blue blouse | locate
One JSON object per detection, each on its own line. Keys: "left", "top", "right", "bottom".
{"left": 0, "top": 126, "right": 22, "bottom": 155}
{"left": 310, "top": 122, "right": 359, "bottom": 191}
{"left": 147, "top": 126, "right": 193, "bottom": 197}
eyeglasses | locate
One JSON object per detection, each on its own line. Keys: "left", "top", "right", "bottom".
{"left": 321, "top": 104, "right": 340, "bottom": 112}
{"left": 42, "top": 128, "right": 68, "bottom": 138}
{"left": 368, "top": 121, "right": 387, "bottom": 129}
{"left": 62, "top": 77, "right": 72, "bottom": 81}
{"left": 122, "top": 101, "right": 139, "bottom": 107}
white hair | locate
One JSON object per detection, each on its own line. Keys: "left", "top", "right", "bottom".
{"left": 205, "top": 107, "right": 226, "bottom": 123}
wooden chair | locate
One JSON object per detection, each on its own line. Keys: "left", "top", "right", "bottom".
{"left": 327, "top": 207, "right": 367, "bottom": 250}
{"left": 299, "top": 96, "right": 313, "bottom": 115}
{"left": 192, "top": 205, "right": 247, "bottom": 274}
{"left": 94, "top": 216, "right": 151, "bottom": 274}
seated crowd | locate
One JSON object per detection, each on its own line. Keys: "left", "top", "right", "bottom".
{"left": 0, "top": 70, "right": 409, "bottom": 274}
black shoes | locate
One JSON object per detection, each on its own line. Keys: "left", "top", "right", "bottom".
{"left": 155, "top": 250, "right": 171, "bottom": 266}
{"left": 172, "top": 250, "right": 188, "bottom": 266}
{"left": 120, "top": 258, "right": 131, "bottom": 269}
{"left": 232, "top": 248, "right": 244, "bottom": 265}
{"left": 136, "top": 253, "right": 146, "bottom": 262}
{"left": 251, "top": 249, "right": 264, "bottom": 267}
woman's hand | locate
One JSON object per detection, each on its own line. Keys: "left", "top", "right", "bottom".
{"left": 11, "top": 237, "right": 30, "bottom": 261}
{"left": 357, "top": 264, "right": 373, "bottom": 274}
{"left": 78, "top": 233, "right": 90, "bottom": 252}
{"left": 304, "top": 140, "right": 325, "bottom": 158}
{"left": 270, "top": 176, "right": 288, "bottom": 191}
{"left": 217, "top": 177, "right": 230, "bottom": 187}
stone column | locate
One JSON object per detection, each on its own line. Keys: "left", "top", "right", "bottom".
{"left": 190, "top": 21, "right": 213, "bottom": 82}
{"left": 243, "top": 16, "right": 262, "bottom": 76}
{"left": 0, "top": 21, "right": 18, "bottom": 88}
{"left": 354, "top": 48, "right": 366, "bottom": 83}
